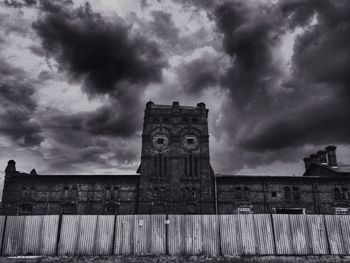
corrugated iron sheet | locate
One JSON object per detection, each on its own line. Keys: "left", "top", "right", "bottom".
{"left": 58, "top": 215, "right": 80, "bottom": 255}
{"left": 238, "top": 215, "right": 256, "bottom": 255}
{"left": 22, "top": 216, "right": 42, "bottom": 255}
{"left": 272, "top": 214, "right": 293, "bottom": 255}
{"left": 150, "top": 215, "right": 166, "bottom": 254}
{"left": 201, "top": 215, "right": 219, "bottom": 256}
{"left": 76, "top": 215, "right": 97, "bottom": 255}
{"left": 2, "top": 216, "right": 25, "bottom": 256}
{"left": 40, "top": 215, "right": 59, "bottom": 255}
{"left": 307, "top": 215, "right": 329, "bottom": 255}
{"left": 134, "top": 215, "right": 150, "bottom": 254}
{"left": 253, "top": 214, "right": 274, "bottom": 255}
{"left": 168, "top": 215, "right": 184, "bottom": 255}
{"left": 339, "top": 215, "right": 350, "bottom": 255}
{"left": 184, "top": 215, "right": 202, "bottom": 255}
{"left": 0, "top": 216, "right": 6, "bottom": 254}
{"left": 289, "top": 215, "right": 310, "bottom": 255}
{"left": 325, "top": 215, "right": 345, "bottom": 255}
{"left": 94, "top": 215, "right": 114, "bottom": 255}
{"left": 219, "top": 215, "right": 240, "bottom": 255}
{"left": 114, "top": 215, "right": 133, "bottom": 255}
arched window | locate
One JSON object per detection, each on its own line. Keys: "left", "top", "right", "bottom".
{"left": 334, "top": 188, "right": 342, "bottom": 201}
{"left": 63, "top": 186, "right": 69, "bottom": 199}
{"left": 235, "top": 187, "right": 242, "bottom": 200}
{"left": 284, "top": 187, "right": 291, "bottom": 200}
{"left": 160, "top": 187, "right": 166, "bottom": 200}
{"left": 292, "top": 187, "right": 300, "bottom": 200}
{"left": 113, "top": 186, "right": 120, "bottom": 199}
{"left": 243, "top": 187, "right": 250, "bottom": 200}
{"left": 105, "top": 186, "right": 112, "bottom": 199}
{"left": 342, "top": 188, "right": 349, "bottom": 200}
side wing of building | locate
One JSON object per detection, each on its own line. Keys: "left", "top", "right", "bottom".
{"left": 2, "top": 166, "right": 139, "bottom": 215}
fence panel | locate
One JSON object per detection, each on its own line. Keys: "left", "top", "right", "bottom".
{"left": 22, "top": 216, "right": 42, "bottom": 255}
{"left": 134, "top": 215, "right": 150, "bottom": 254}
{"left": 289, "top": 215, "right": 310, "bottom": 255}
{"left": 184, "top": 215, "right": 202, "bottom": 255}
{"left": 114, "top": 215, "right": 133, "bottom": 255}
{"left": 325, "top": 215, "right": 345, "bottom": 255}
{"left": 150, "top": 215, "right": 166, "bottom": 254}
{"left": 238, "top": 215, "right": 256, "bottom": 255}
{"left": 253, "top": 214, "right": 274, "bottom": 255}
{"left": 2, "top": 216, "right": 25, "bottom": 255}
{"left": 272, "top": 214, "right": 293, "bottom": 255}
{"left": 168, "top": 215, "right": 184, "bottom": 255}
{"left": 58, "top": 215, "right": 80, "bottom": 255}
{"left": 0, "top": 216, "right": 6, "bottom": 254}
{"left": 40, "top": 216, "right": 59, "bottom": 255}
{"left": 307, "top": 215, "right": 329, "bottom": 255}
{"left": 219, "top": 215, "right": 240, "bottom": 255}
{"left": 339, "top": 216, "right": 350, "bottom": 255}
{"left": 94, "top": 215, "right": 115, "bottom": 255}
{"left": 76, "top": 215, "right": 97, "bottom": 255}
{"left": 202, "top": 215, "right": 219, "bottom": 256}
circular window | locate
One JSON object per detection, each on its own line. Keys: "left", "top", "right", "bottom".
{"left": 182, "top": 134, "right": 199, "bottom": 150}
{"left": 152, "top": 134, "right": 169, "bottom": 151}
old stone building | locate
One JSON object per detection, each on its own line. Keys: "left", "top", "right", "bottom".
{"left": 2, "top": 102, "right": 350, "bottom": 215}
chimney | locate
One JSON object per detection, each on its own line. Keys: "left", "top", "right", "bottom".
{"left": 303, "top": 157, "right": 311, "bottom": 170}
{"left": 5, "top": 160, "right": 16, "bottom": 176}
{"left": 197, "top": 102, "right": 205, "bottom": 108}
{"left": 146, "top": 100, "right": 154, "bottom": 108}
{"left": 309, "top": 154, "right": 318, "bottom": 163}
{"left": 325, "top": 145, "right": 337, "bottom": 167}
{"left": 172, "top": 101, "right": 179, "bottom": 107}
{"left": 317, "top": 150, "right": 328, "bottom": 164}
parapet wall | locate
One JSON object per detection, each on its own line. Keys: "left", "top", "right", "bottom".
{"left": 0, "top": 214, "right": 349, "bottom": 256}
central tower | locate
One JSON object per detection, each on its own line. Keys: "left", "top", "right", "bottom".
{"left": 137, "top": 101, "right": 215, "bottom": 214}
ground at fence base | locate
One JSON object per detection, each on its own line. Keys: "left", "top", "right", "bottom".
{"left": 2, "top": 255, "right": 350, "bottom": 263}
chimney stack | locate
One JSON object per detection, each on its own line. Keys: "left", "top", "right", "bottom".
{"left": 325, "top": 145, "right": 337, "bottom": 167}
{"left": 5, "top": 160, "right": 16, "bottom": 176}
{"left": 309, "top": 154, "right": 318, "bottom": 163}
{"left": 303, "top": 157, "right": 311, "bottom": 170}
{"left": 317, "top": 150, "right": 328, "bottom": 164}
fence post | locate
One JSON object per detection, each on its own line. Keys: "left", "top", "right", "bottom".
{"left": 217, "top": 214, "right": 222, "bottom": 256}
{"left": 165, "top": 214, "right": 169, "bottom": 255}
{"left": 323, "top": 214, "right": 332, "bottom": 255}
{"left": 111, "top": 215, "right": 117, "bottom": 255}
{"left": 0, "top": 216, "right": 7, "bottom": 256}
{"left": 269, "top": 213, "right": 277, "bottom": 255}
{"left": 55, "top": 214, "right": 63, "bottom": 256}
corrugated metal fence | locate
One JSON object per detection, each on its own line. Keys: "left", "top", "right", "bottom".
{"left": 1, "top": 214, "right": 350, "bottom": 256}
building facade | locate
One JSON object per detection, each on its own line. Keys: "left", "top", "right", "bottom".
{"left": 2, "top": 102, "right": 350, "bottom": 215}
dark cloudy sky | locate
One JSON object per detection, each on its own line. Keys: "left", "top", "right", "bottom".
{"left": 1, "top": 0, "right": 350, "bottom": 181}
